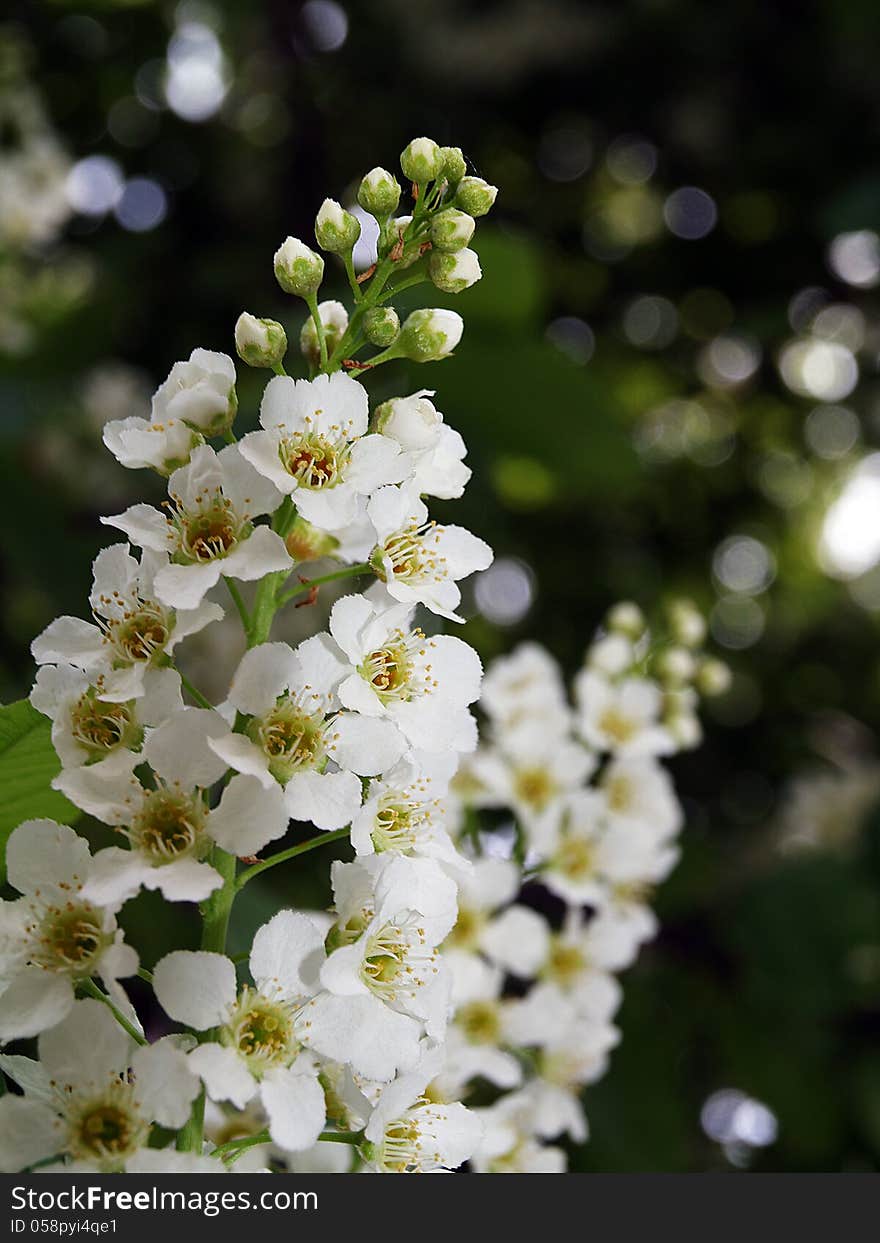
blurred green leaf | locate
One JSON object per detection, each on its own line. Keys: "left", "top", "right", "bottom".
{"left": 0, "top": 699, "right": 79, "bottom": 883}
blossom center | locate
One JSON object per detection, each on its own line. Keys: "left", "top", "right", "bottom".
{"left": 445, "top": 904, "right": 484, "bottom": 950}
{"left": 248, "top": 694, "right": 327, "bottom": 783}
{"left": 279, "top": 431, "right": 345, "bottom": 490}
{"left": 70, "top": 690, "right": 139, "bottom": 758}
{"left": 598, "top": 708, "right": 638, "bottom": 745}
{"left": 360, "top": 629, "right": 430, "bottom": 704}
{"left": 168, "top": 489, "right": 247, "bottom": 563}
{"left": 554, "top": 836, "right": 596, "bottom": 882}
{"left": 33, "top": 902, "right": 109, "bottom": 976}
{"left": 361, "top": 917, "right": 437, "bottom": 1002}
{"left": 457, "top": 999, "right": 502, "bottom": 1045}
{"left": 225, "top": 987, "right": 297, "bottom": 1076}
{"left": 67, "top": 1086, "right": 148, "bottom": 1167}
{"left": 128, "top": 788, "right": 207, "bottom": 863}
{"left": 604, "top": 774, "right": 634, "bottom": 813}
{"left": 372, "top": 522, "right": 445, "bottom": 585}
{"left": 371, "top": 795, "right": 429, "bottom": 853}
{"left": 112, "top": 605, "right": 172, "bottom": 664}
{"left": 546, "top": 941, "right": 586, "bottom": 985}
{"left": 513, "top": 766, "right": 556, "bottom": 811}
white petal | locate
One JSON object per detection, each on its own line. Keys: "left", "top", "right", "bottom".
{"left": 328, "top": 593, "right": 375, "bottom": 663}
{"left": 295, "top": 633, "right": 350, "bottom": 698}
{"left": 249, "top": 910, "right": 326, "bottom": 999}
{"left": 82, "top": 848, "right": 154, "bottom": 906}
{"left": 330, "top": 713, "right": 407, "bottom": 775}
{"left": 0, "top": 1097, "right": 60, "bottom": 1172}
{"left": 101, "top": 504, "right": 171, "bottom": 552}
{"left": 39, "top": 997, "right": 131, "bottom": 1090}
{"left": 284, "top": 769, "right": 362, "bottom": 830}
{"left": 238, "top": 430, "right": 295, "bottom": 495}
{"left": 346, "top": 435, "right": 407, "bottom": 494}
{"left": 139, "top": 667, "right": 185, "bottom": 724}
{"left": 261, "top": 1065, "right": 326, "bottom": 1152}
{"left": 0, "top": 1054, "right": 54, "bottom": 1104}
{"left": 222, "top": 526, "right": 292, "bottom": 581}
{"left": 143, "top": 707, "right": 229, "bottom": 787}
{"left": 480, "top": 906, "right": 550, "bottom": 977}
{"left": 153, "top": 951, "right": 236, "bottom": 1030}
{"left": 0, "top": 970, "right": 73, "bottom": 1042}
{"left": 130, "top": 1037, "right": 201, "bottom": 1128}
{"left": 145, "top": 859, "right": 224, "bottom": 904}
{"left": 227, "top": 642, "right": 299, "bottom": 715}
{"left": 209, "top": 775, "right": 289, "bottom": 855}
{"left": 188, "top": 1042, "right": 256, "bottom": 1109}
{"left": 207, "top": 732, "right": 274, "bottom": 787}
{"left": 153, "top": 561, "right": 222, "bottom": 610}
{"left": 6, "top": 819, "right": 92, "bottom": 896}
{"left": 218, "top": 442, "right": 285, "bottom": 518}
{"left": 298, "top": 992, "right": 421, "bottom": 1081}
{"left": 319, "top": 943, "right": 369, "bottom": 997}
{"left": 31, "top": 617, "right": 104, "bottom": 670}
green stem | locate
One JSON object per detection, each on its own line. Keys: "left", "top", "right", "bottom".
{"left": 343, "top": 251, "right": 363, "bottom": 302}
{"left": 224, "top": 578, "right": 251, "bottom": 632}
{"left": 223, "top": 429, "right": 237, "bottom": 444}
{"left": 276, "top": 562, "right": 372, "bottom": 608}
{"left": 179, "top": 671, "right": 214, "bottom": 712}
{"left": 319, "top": 1129, "right": 365, "bottom": 1145}
{"left": 201, "top": 847, "right": 237, "bottom": 953}
{"left": 80, "top": 978, "right": 147, "bottom": 1046}
{"left": 305, "top": 293, "right": 329, "bottom": 370}
{"left": 176, "top": 1089, "right": 205, "bottom": 1154}
{"left": 272, "top": 361, "right": 288, "bottom": 376}
{"left": 212, "top": 1129, "right": 270, "bottom": 1163}
{"left": 136, "top": 967, "right": 154, "bottom": 985}
{"left": 235, "top": 827, "right": 349, "bottom": 892}
{"left": 378, "top": 273, "right": 428, "bottom": 303}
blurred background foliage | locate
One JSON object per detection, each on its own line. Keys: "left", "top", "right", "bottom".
{"left": 3, "top": 0, "right": 880, "bottom": 1171}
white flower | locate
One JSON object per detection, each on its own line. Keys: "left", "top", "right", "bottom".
{"left": 468, "top": 724, "right": 595, "bottom": 841}
{"left": 375, "top": 391, "right": 473, "bottom": 500}
{"left": 471, "top": 1095, "right": 567, "bottom": 1173}
{"left": 239, "top": 372, "right": 405, "bottom": 529}
{"left": 102, "top": 444, "right": 291, "bottom": 610}
{"left": 587, "top": 632, "right": 635, "bottom": 677}
{"left": 480, "top": 643, "right": 571, "bottom": 741}
{"left": 32, "top": 543, "right": 223, "bottom": 702}
{"left": 442, "top": 857, "right": 522, "bottom": 962}
{"left": 328, "top": 593, "right": 483, "bottom": 753}
{"left": 56, "top": 708, "right": 289, "bottom": 905}
{"left": 30, "top": 663, "right": 182, "bottom": 774}
{"left": 0, "top": 999, "right": 200, "bottom": 1172}
{"left": 321, "top": 855, "right": 458, "bottom": 1040}
{"left": 440, "top": 957, "right": 522, "bottom": 1095}
{"left": 207, "top": 639, "right": 405, "bottom": 829}
{"left": 367, "top": 485, "right": 492, "bottom": 620}
{"left": 350, "top": 753, "right": 464, "bottom": 865}
{"left": 151, "top": 348, "right": 237, "bottom": 436}
{"left": 103, "top": 417, "right": 201, "bottom": 475}
{"left": 362, "top": 1047, "right": 482, "bottom": 1174}
{"left": 154, "top": 910, "right": 421, "bottom": 1125}
{"left": 575, "top": 670, "right": 675, "bottom": 757}
{"left": 599, "top": 755, "right": 683, "bottom": 838}
{"left": 0, "top": 821, "right": 138, "bottom": 1042}
{"left": 535, "top": 909, "right": 623, "bottom": 1022}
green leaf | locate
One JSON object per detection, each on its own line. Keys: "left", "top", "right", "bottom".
{"left": 0, "top": 699, "right": 79, "bottom": 884}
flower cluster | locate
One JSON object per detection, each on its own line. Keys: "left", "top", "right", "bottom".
{"left": 437, "top": 603, "right": 728, "bottom": 1172}
{"left": 0, "top": 136, "right": 720, "bottom": 1175}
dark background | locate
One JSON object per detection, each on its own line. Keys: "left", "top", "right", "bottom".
{"left": 3, "top": 0, "right": 880, "bottom": 1170}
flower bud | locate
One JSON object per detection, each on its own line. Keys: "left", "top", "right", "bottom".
{"left": 431, "top": 208, "right": 475, "bottom": 254}
{"left": 588, "top": 633, "right": 633, "bottom": 677}
{"left": 234, "top": 313, "right": 287, "bottom": 369}
{"left": 667, "top": 598, "right": 707, "bottom": 648}
{"left": 315, "top": 198, "right": 361, "bottom": 254}
{"left": 358, "top": 167, "right": 401, "bottom": 218}
{"left": 363, "top": 305, "right": 400, "bottom": 348}
{"left": 385, "top": 215, "right": 421, "bottom": 268}
{"left": 299, "top": 299, "right": 349, "bottom": 366}
{"left": 655, "top": 645, "right": 696, "bottom": 686}
{"left": 455, "top": 176, "right": 498, "bottom": 217}
{"left": 440, "top": 146, "right": 467, "bottom": 187}
{"left": 607, "top": 601, "right": 646, "bottom": 639}
{"left": 400, "top": 136, "right": 444, "bottom": 184}
{"left": 399, "top": 308, "right": 464, "bottom": 361}
{"left": 375, "top": 391, "right": 441, "bottom": 450}
{"left": 285, "top": 515, "right": 340, "bottom": 563}
{"left": 696, "top": 658, "right": 732, "bottom": 697}
{"left": 274, "top": 236, "right": 324, "bottom": 296}
{"left": 429, "top": 248, "right": 482, "bottom": 293}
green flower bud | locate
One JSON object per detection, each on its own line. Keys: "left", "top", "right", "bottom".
{"left": 315, "top": 198, "right": 361, "bottom": 254}
{"left": 696, "top": 657, "right": 732, "bottom": 697}
{"left": 234, "top": 312, "right": 287, "bottom": 369}
{"left": 274, "top": 236, "right": 324, "bottom": 296}
{"left": 363, "top": 305, "right": 400, "bottom": 347}
{"left": 285, "top": 515, "right": 339, "bottom": 564}
{"left": 299, "top": 299, "right": 349, "bottom": 366}
{"left": 358, "top": 166, "right": 401, "bottom": 218}
{"left": 667, "top": 598, "right": 707, "bottom": 648}
{"left": 455, "top": 176, "right": 498, "bottom": 217}
{"left": 399, "top": 308, "right": 463, "bottom": 361}
{"left": 607, "top": 601, "right": 646, "bottom": 639}
{"left": 440, "top": 146, "right": 467, "bottom": 187}
{"left": 400, "top": 136, "right": 443, "bottom": 184}
{"left": 654, "top": 645, "right": 696, "bottom": 686}
{"left": 431, "top": 208, "right": 475, "bottom": 253}
{"left": 429, "top": 247, "right": 482, "bottom": 293}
